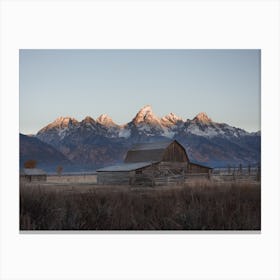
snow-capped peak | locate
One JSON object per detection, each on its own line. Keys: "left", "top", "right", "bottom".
{"left": 138, "top": 104, "right": 153, "bottom": 115}
{"left": 96, "top": 114, "right": 116, "bottom": 127}
{"left": 37, "top": 116, "right": 79, "bottom": 136}
{"left": 132, "top": 105, "right": 161, "bottom": 125}
{"left": 82, "top": 116, "right": 95, "bottom": 123}
{"left": 55, "top": 116, "right": 78, "bottom": 124}
{"left": 47, "top": 116, "right": 78, "bottom": 129}
{"left": 193, "top": 112, "right": 212, "bottom": 123}
{"left": 161, "top": 112, "right": 183, "bottom": 126}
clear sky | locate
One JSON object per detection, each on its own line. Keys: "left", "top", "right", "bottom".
{"left": 19, "top": 49, "right": 260, "bottom": 134}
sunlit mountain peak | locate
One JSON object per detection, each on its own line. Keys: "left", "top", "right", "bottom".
{"left": 82, "top": 116, "right": 95, "bottom": 123}
{"left": 193, "top": 112, "right": 212, "bottom": 123}
{"left": 161, "top": 112, "right": 183, "bottom": 126}
{"left": 96, "top": 114, "right": 116, "bottom": 126}
{"left": 132, "top": 105, "right": 161, "bottom": 125}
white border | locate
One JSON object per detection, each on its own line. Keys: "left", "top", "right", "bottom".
{"left": 1, "top": 1, "right": 279, "bottom": 280}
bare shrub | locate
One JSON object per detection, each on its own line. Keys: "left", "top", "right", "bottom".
{"left": 56, "top": 166, "right": 63, "bottom": 176}
{"left": 23, "top": 159, "right": 37, "bottom": 169}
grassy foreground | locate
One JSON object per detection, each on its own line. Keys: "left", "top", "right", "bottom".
{"left": 20, "top": 181, "right": 261, "bottom": 230}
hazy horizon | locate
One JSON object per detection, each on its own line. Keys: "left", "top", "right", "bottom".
{"left": 20, "top": 49, "right": 261, "bottom": 134}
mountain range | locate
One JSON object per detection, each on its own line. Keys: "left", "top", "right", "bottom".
{"left": 20, "top": 105, "right": 261, "bottom": 172}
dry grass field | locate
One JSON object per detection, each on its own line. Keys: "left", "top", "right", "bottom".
{"left": 20, "top": 177, "right": 261, "bottom": 231}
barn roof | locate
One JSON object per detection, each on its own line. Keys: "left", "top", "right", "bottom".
{"left": 96, "top": 161, "right": 157, "bottom": 172}
{"left": 129, "top": 140, "right": 174, "bottom": 151}
{"left": 189, "top": 162, "right": 213, "bottom": 170}
{"left": 124, "top": 140, "right": 188, "bottom": 163}
{"left": 21, "top": 168, "right": 46, "bottom": 175}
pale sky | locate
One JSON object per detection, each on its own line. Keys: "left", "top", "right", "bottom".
{"left": 20, "top": 49, "right": 260, "bottom": 134}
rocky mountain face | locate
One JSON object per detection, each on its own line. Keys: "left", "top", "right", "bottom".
{"left": 23, "top": 105, "right": 260, "bottom": 171}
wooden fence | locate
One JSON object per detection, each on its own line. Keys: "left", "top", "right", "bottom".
{"left": 131, "top": 170, "right": 260, "bottom": 187}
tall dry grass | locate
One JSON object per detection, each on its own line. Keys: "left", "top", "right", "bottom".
{"left": 20, "top": 181, "right": 260, "bottom": 230}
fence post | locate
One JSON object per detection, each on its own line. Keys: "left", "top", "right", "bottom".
{"left": 208, "top": 170, "right": 211, "bottom": 180}
{"left": 257, "top": 163, "right": 261, "bottom": 182}
{"left": 227, "top": 164, "right": 231, "bottom": 175}
{"left": 239, "top": 163, "right": 242, "bottom": 175}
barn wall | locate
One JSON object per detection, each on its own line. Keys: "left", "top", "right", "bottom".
{"left": 134, "top": 162, "right": 188, "bottom": 176}
{"left": 20, "top": 175, "right": 31, "bottom": 182}
{"left": 162, "top": 142, "right": 188, "bottom": 162}
{"left": 155, "top": 162, "right": 187, "bottom": 186}
{"left": 131, "top": 162, "right": 188, "bottom": 186}
{"left": 97, "top": 171, "right": 134, "bottom": 185}
{"left": 129, "top": 165, "right": 156, "bottom": 186}
{"left": 47, "top": 174, "right": 97, "bottom": 184}
{"left": 20, "top": 175, "right": 47, "bottom": 182}
{"left": 157, "top": 162, "right": 188, "bottom": 175}
{"left": 188, "top": 163, "right": 211, "bottom": 174}
{"left": 30, "top": 175, "right": 47, "bottom": 181}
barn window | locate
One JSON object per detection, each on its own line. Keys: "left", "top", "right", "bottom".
{"left": 136, "top": 170, "right": 142, "bottom": 174}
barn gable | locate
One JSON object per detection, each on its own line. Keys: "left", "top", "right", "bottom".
{"left": 124, "top": 140, "right": 189, "bottom": 163}
{"left": 162, "top": 140, "right": 189, "bottom": 162}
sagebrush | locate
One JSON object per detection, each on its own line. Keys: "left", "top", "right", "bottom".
{"left": 20, "top": 182, "right": 260, "bottom": 230}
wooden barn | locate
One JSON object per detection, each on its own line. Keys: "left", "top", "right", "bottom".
{"left": 97, "top": 140, "right": 212, "bottom": 186}
{"left": 20, "top": 168, "right": 47, "bottom": 182}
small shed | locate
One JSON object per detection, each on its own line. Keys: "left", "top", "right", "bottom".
{"left": 20, "top": 168, "right": 47, "bottom": 182}
{"left": 97, "top": 140, "right": 212, "bottom": 186}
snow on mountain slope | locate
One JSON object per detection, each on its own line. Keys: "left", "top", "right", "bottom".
{"left": 118, "top": 127, "right": 131, "bottom": 138}
{"left": 193, "top": 112, "right": 212, "bottom": 123}
{"left": 37, "top": 114, "right": 120, "bottom": 143}
{"left": 39, "top": 117, "right": 79, "bottom": 132}
{"left": 32, "top": 106, "right": 260, "bottom": 169}
{"left": 176, "top": 113, "right": 251, "bottom": 139}
{"left": 36, "top": 107, "right": 254, "bottom": 143}
{"left": 96, "top": 114, "right": 118, "bottom": 127}
{"left": 132, "top": 105, "right": 160, "bottom": 125}
{"left": 128, "top": 105, "right": 167, "bottom": 136}
{"left": 37, "top": 117, "right": 79, "bottom": 143}
{"left": 161, "top": 112, "right": 183, "bottom": 127}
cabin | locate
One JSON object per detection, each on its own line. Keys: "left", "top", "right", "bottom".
{"left": 96, "top": 140, "right": 212, "bottom": 186}
{"left": 20, "top": 168, "right": 47, "bottom": 182}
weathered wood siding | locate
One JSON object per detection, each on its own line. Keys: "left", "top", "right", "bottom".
{"left": 188, "top": 163, "right": 211, "bottom": 174}
{"left": 48, "top": 174, "right": 97, "bottom": 183}
{"left": 158, "top": 161, "right": 188, "bottom": 169}
{"left": 131, "top": 164, "right": 157, "bottom": 186}
{"left": 97, "top": 171, "right": 134, "bottom": 185}
{"left": 20, "top": 175, "right": 47, "bottom": 182}
{"left": 130, "top": 162, "right": 188, "bottom": 186}
{"left": 162, "top": 141, "right": 188, "bottom": 162}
